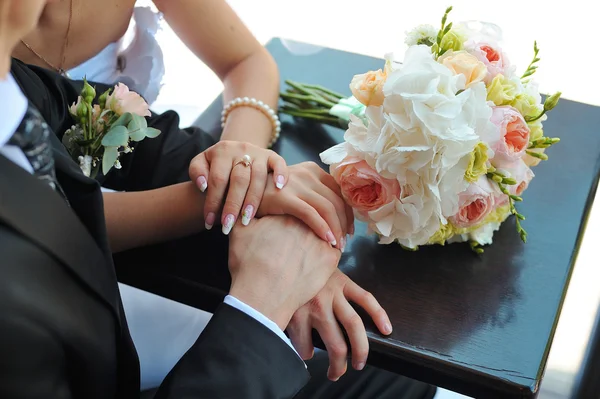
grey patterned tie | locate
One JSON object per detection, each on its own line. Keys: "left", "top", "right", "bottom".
{"left": 9, "top": 104, "right": 68, "bottom": 201}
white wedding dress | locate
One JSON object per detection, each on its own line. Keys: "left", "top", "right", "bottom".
{"left": 67, "top": 6, "right": 212, "bottom": 391}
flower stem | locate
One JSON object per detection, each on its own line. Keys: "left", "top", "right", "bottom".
{"left": 521, "top": 41, "right": 540, "bottom": 80}
{"left": 525, "top": 150, "right": 549, "bottom": 160}
{"left": 469, "top": 241, "right": 484, "bottom": 254}
{"left": 301, "top": 83, "right": 345, "bottom": 100}
{"left": 528, "top": 137, "right": 560, "bottom": 149}
{"left": 487, "top": 171, "right": 527, "bottom": 243}
{"left": 283, "top": 80, "right": 341, "bottom": 106}
{"left": 280, "top": 92, "right": 336, "bottom": 108}
{"left": 435, "top": 6, "right": 453, "bottom": 57}
{"left": 279, "top": 108, "right": 339, "bottom": 123}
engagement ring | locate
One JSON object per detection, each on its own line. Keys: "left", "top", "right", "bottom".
{"left": 235, "top": 154, "right": 252, "bottom": 167}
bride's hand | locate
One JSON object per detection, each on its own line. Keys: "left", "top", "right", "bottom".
{"left": 189, "top": 140, "right": 288, "bottom": 234}
{"left": 257, "top": 162, "right": 355, "bottom": 250}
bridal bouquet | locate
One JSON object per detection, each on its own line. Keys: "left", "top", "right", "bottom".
{"left": 280, "top": 7, "right": 561, "bottom": 251}
{"left": 62, "top": 80, "right": 161, "bottom": 178}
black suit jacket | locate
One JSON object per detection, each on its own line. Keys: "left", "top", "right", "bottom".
{"left": 0, "top": 60, "right": 309, "bottom": 398}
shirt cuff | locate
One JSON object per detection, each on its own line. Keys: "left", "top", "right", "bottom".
{"left": 223, "top": 295, "right": 305, "bottom": 365}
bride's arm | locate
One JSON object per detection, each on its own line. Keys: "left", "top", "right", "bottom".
{"left": 103, "top": 182, "right": 206, "bottom": 253}
{"left": 153, "top": 0, "right": 279, "bottom": 149}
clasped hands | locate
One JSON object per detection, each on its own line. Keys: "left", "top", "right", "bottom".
{"left": 189, "top": 141, "right": 392, "bottom": 381}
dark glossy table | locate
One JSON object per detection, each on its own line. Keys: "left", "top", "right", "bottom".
{"left": 117, "top": 38, "right": 600, "bottom": 398}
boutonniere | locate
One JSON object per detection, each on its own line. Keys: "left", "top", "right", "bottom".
{"left": 62, "top": 79, "right": 161, "bottom": 178}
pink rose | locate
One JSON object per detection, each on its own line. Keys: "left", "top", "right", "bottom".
{"left": 502, "top": 159, "right": 535, "bottom": 196}
{"left": 465, "top": 41, "right": 511, "bottom": 84}
{"left": 105, "top": 83, "right": 151, "bottom": 117}
{"left": 331, "top": 157, "right": 401, "bottom": 216}
{"left": 489, "top": 106, "right": 530, "bottom": 168}
{"left": 450, "top": 176, "right": 499, "bottom": 228}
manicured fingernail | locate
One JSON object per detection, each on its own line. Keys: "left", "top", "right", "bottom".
{"left": 241, "top": 205, "right": 254, "bottom": 226}
{"left": 205, "top": 212, "right": 215, "bottom": 230}
{"left": 326, "top": 231, "right": 337, "bottom": 246}
{"left": 222, "top": 214, "right": 235, "bottom": 235}
{"left": 276, "top": 175, "right": 285, "bottom": 189}
{"left": 355, "top": 362, "right": 365, "bottom": 371}
{"left": 384, "top": 322, "right": 393, "bottom": 334}
{"left": 340, "top": 236, "right": 346, "bottom": 253}
{"left": 196, "top": 175, "right": 207, "bottom": 192}
{"left": 327, "top": 367, "right": 339, "bottom": 382}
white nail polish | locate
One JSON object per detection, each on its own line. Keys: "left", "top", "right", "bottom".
{"left": 276, "top": 175, "right": 285, "bottom": 189}
{"left": 197, "top": 176, "right": 207, "bottom": 192}
{"left": 242, "top": 205, "right": 253, "bottom": 226}
{"left": 222, "top": 214, "right": 235, "bottom": 235}
{"left": 326, "top": 231, "right": 336, "bottom": 247}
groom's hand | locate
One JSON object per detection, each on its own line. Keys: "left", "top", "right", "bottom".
{"left": 287, "top": 269, "right": 392, "bottom": 381}
{"left": 228, "top": 215, "right": 341, "bottom": 330}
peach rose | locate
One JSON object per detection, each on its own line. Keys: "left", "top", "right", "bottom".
{"left": 105, "top": 83, "right": 151, "bottom": 117}
{"left": 450, "top": 176, "right": 498, "bottom": 228}
{"left": 331, "top": 157, "right": 401, "bottom": 216}
{"left": 350, "top": 69, "right": 387, "bottom": 107}
{"left": 439, "top": 51, "right": 487, "bottom": 88}
{"left": 488, "top": 106, "right": 530, "bottom": 168}
{"left": 465, "top": 41, "right": 511, "bottom": 84}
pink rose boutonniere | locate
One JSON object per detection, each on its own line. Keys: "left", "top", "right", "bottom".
{"left": 62, "top": 79, "right": 161, "bottom": 178}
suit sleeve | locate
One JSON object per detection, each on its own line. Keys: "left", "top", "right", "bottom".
{"left": 155, "top": 303, "right": 310, "bottom": 399}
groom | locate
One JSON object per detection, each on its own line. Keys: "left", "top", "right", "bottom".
{"left": 0, "top": 2, "right": 344, "bottom": 398}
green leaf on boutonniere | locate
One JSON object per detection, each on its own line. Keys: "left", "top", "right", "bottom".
{"left": 144, "top": 127, "right": 161, "bottom": 139}
{"left": 128, "top": 114, "right": 150, "bottom": 141}
{"left": 101, "top": 126, "right": 129, "bottom": 147}
{"left": 102, "top": 146, "right": 119, "bottom": 175}
{"left": 128, "top": 114, "right": 148, "bottom": 131}
{"left": 113, "top": 113, "right": 133, "bottom": 128}
{"left": 129, "top": 128, "right": 146, "bottom": 142}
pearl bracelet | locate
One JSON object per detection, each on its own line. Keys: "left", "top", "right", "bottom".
{"left": 221, "top": 97, "right": 281, "bottom": 148}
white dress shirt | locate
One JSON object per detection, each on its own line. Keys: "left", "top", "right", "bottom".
{"left": 0, "top": 74, "right": 30, "bottom": 172}
{"left": 1, "top": 73, "right": 300, "bottom": 389}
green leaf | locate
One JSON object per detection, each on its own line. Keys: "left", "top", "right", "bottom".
{"left": 144, "top": 127, "right": 161, "bottom": 138}
{"left": 101, "top": 126, "right": 129, "bottom": 147}
{"left": 129, "top": 128, "right": 146, "bottom": 142}
{"left": 128, "top": 114, "right": 148, "bottom": 132}
{"left": 113, "top": 112, "right": 133, "bottom": 127}
{"left": 102, "top": 146, "right": 119, "bottom": 175}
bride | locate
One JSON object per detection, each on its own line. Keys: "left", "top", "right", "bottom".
{"left": 11, "top": 3, "right": 436, "bottom": 399}
{"left": 12, "top": 0, "right": 286, "bottom": 390}
{"left": 13, "top": 0, "right": 279, "bottom": 147}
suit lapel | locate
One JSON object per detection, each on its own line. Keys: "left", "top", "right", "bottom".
{"left": 0, "top": 154, "right": 120, "bottom": 321}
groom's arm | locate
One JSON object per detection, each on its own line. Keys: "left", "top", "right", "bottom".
{"left": 155, "top": 303, "right": 310, "bottom": 399}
